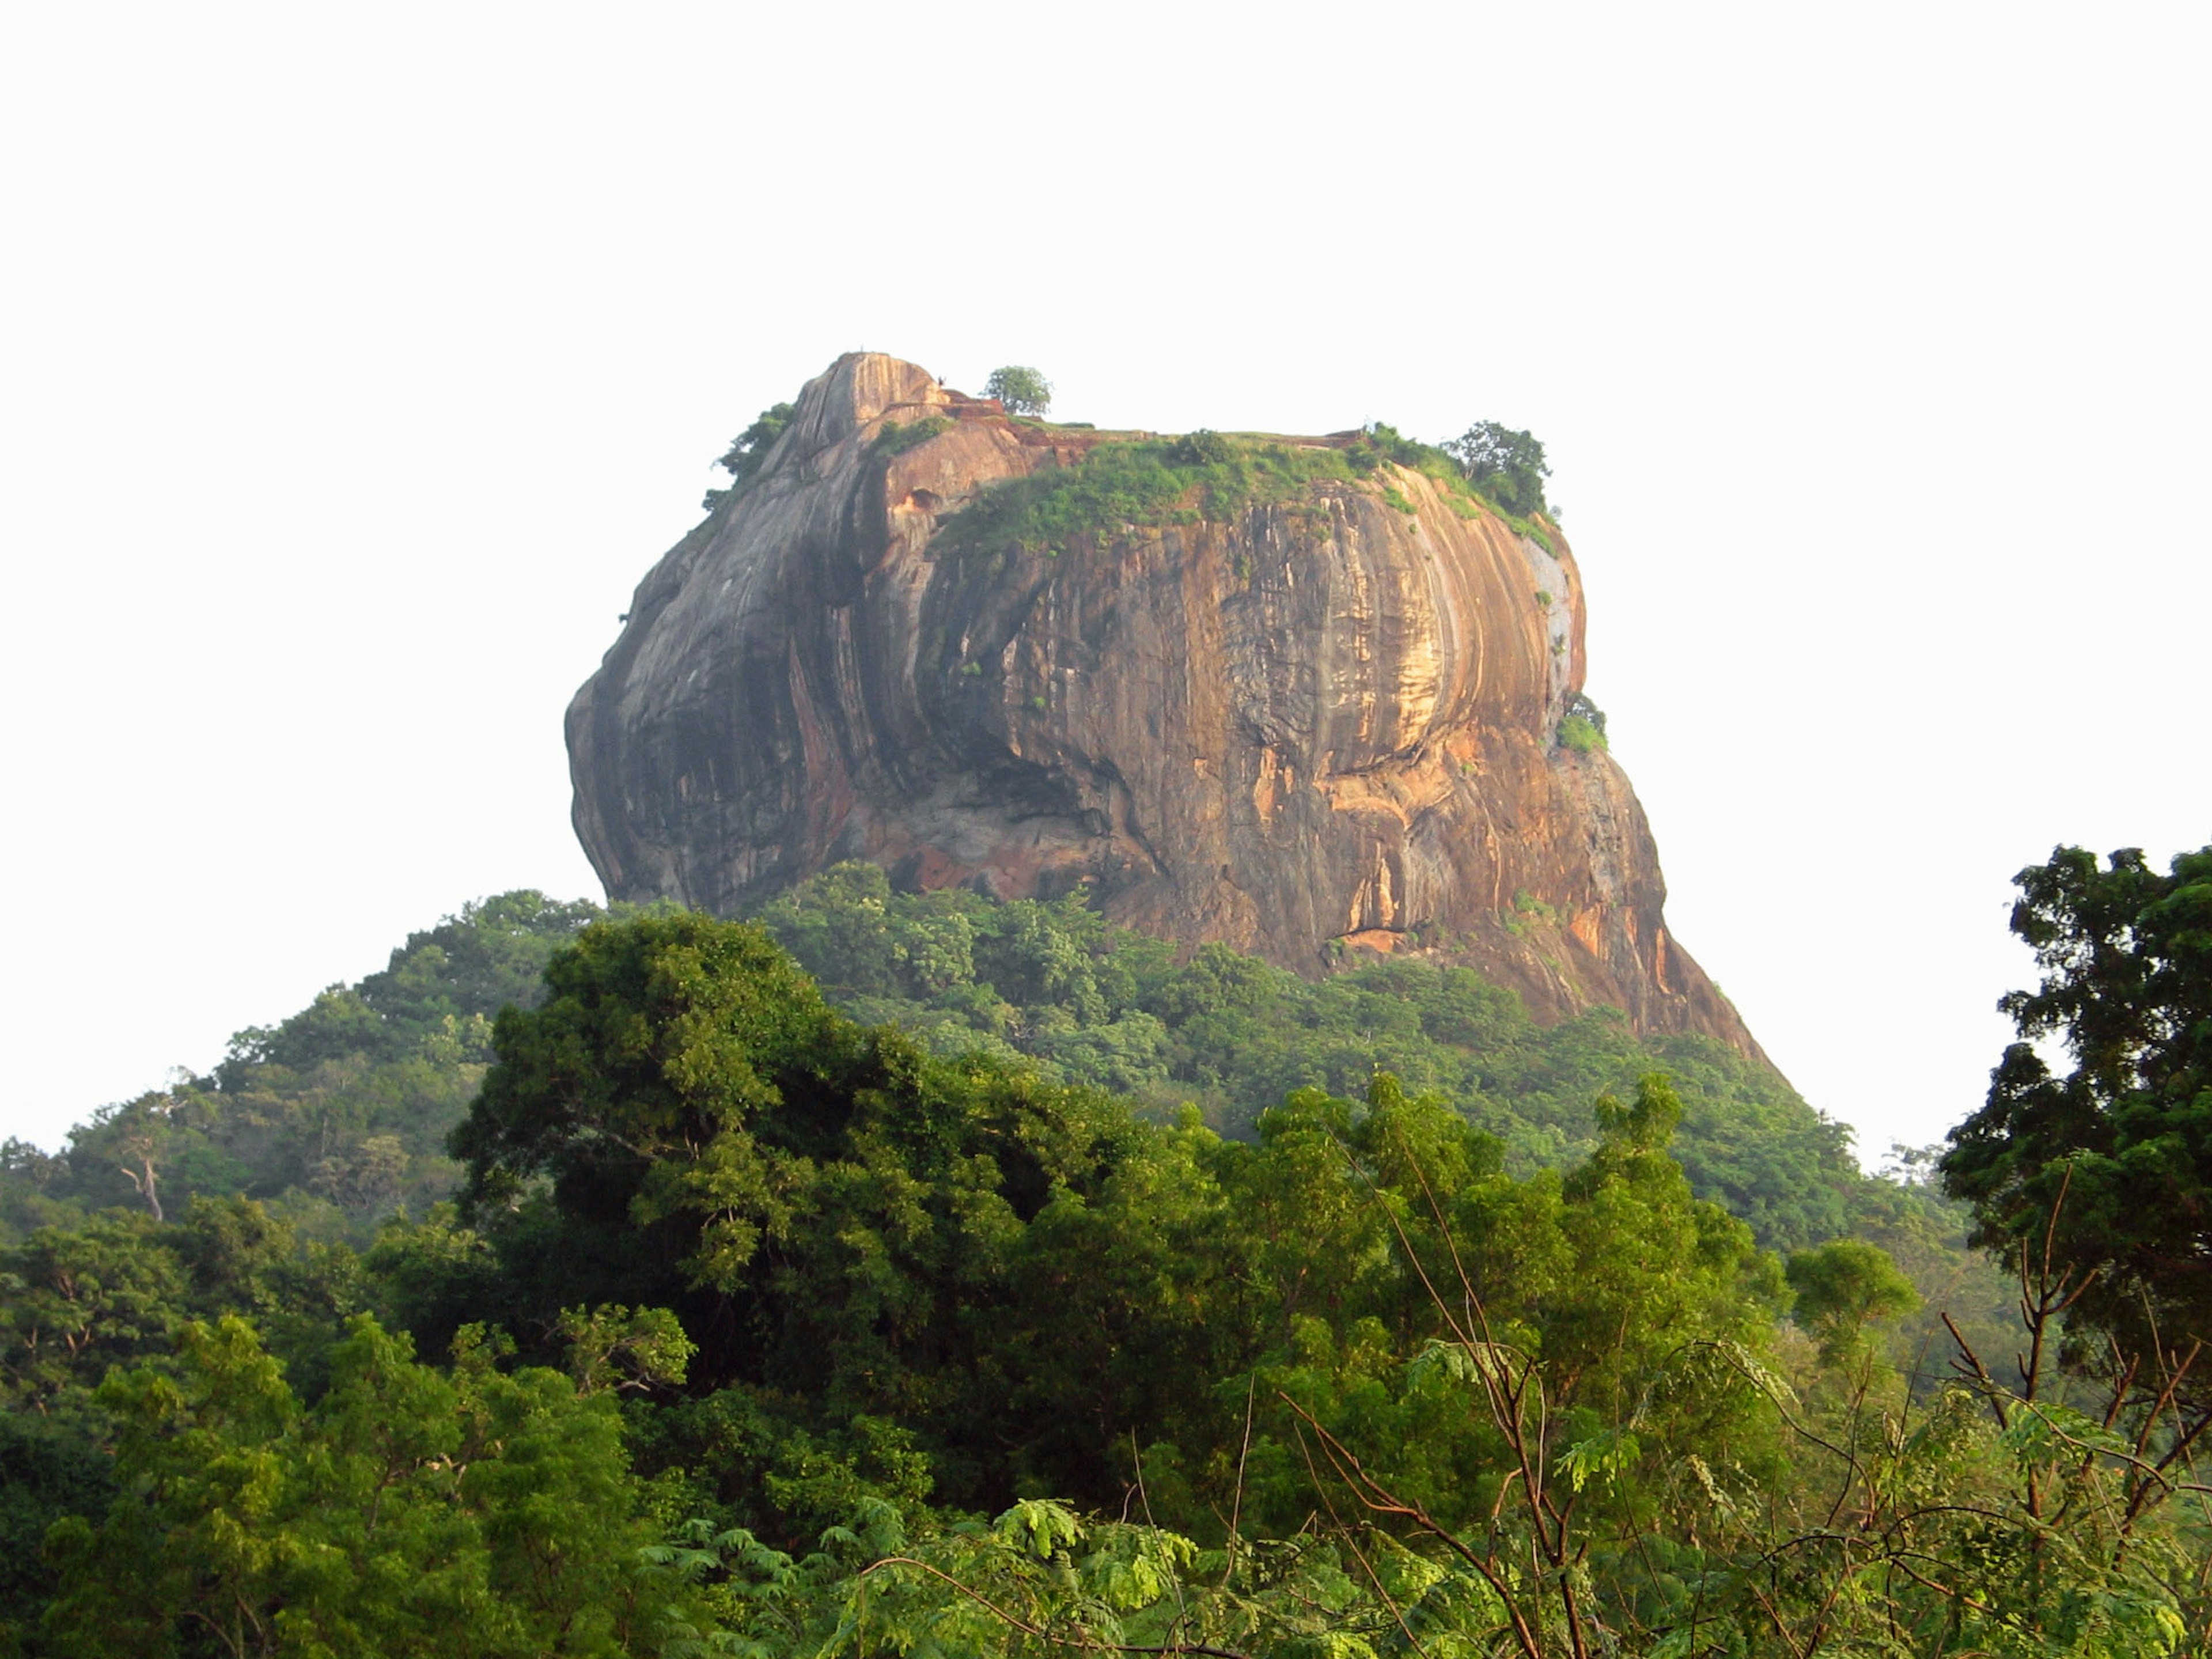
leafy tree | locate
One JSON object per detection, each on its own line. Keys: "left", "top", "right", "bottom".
{"left": 13, "top": 878, "right": 2212, "bottom": 1650}
{"left": 982, "top": 365, "right": 1052, "bottom": 416}
{"left": 342, "top": 891, "right": 603, "bottom": 1053}
{"left": 1166, "top": 428, "right": 1232, "bottom": 465}
{"left": 1, "top": 1213, "right": 187, "bottom": 1425}
{"left": 1942, "top": 843, "right": 2212, "bottom": 1375}
{"left": 1, "top": 1197, "right": 358, "bottom": 1441}
{"left": 0, "top": 1410, "right": 110, "bottom": 1647}
{"left": 1559, "top": 690, "right": 1609, "bottom": 755}
{"left": 1446, "top": 419, "right": 1551, "bottom": 517}
{"left": 1785, "top": 1237, "right": 1919, "bottom": 1365}
{"left": 753, "top": 866, "right": 1865, "bottom": 1252}
{"left": 713, "top": 401, "right": 796, "bottom": 488}
{"left": 445, "top": 909, "right": 1187, "bottom": 1514}
{"left": 0, "top": 1140, "right": 75, "bottom": 1239}
{"left": 449, "top": 911, "right": 859, "bottom": 1289}
{"left": 41, "top": 1313, "right": 691, "bottom": 1657}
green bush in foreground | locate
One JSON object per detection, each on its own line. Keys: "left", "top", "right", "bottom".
{"left": 9, "top": 905, "right": 2203, "bottom": 1656}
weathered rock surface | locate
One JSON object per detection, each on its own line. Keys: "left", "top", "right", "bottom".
{"left": 569, "top": 353, "right": 1764, "bottom": 1058}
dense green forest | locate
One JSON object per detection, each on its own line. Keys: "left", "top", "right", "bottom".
{"left": 4, "top": 849, "right": 2206, "bottom": 1655}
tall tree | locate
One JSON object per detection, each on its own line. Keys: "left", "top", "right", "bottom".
{"left": 1942, "top": 843, "right": 2212, "bottom": 1373}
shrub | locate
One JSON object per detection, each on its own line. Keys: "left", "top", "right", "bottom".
{"left": 874, "top": 416, "right": 951, "bottom": 458}
{"left": 1559, "top": 715, "right": 1607, "bottom": 755}
{"left": 1512, "top": 889, "right": 1560, "bottom": 924}
{"left": 1166, "top": 429, "right": 1233, "bottom": 465}
{"left": 703, "top": 401, "right": 799, "bottom": 511}
{"left": 1340, "top": 424, "right": 1556, "bottom": 546}
{"left": 717, "top": 403, "right": 797, "bottom": 486}
{"left": 934, "top": 435, "right": 1355, "bottom": 558}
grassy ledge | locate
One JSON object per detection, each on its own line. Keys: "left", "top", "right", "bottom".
{"left": 931, "top": 428, "right": 1555, "bottom": 558}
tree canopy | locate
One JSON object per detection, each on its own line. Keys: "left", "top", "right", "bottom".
{"left": 982, "top": 365, "right": 1052, "bottom": 416}
{"left": 715, "top": 402, "right": 796, "bottom": 484}
{"left": 704, "top": 401, "right": 797, "bottom": 509}
{"left": 8, "top": 873, "right": 2176, "bottom": 1654}
{"left": 1942, "top": 842, "right": 2212, "bottom": 1376}
{"left": 1446, "top": 420, "right": 1551, "bottom": 517}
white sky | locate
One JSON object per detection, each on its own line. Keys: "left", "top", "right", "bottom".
{"left": 2, "top": 2, "right": 2205, "bottom": 1160}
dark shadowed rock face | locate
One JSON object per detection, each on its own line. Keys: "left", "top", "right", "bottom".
{"left": 569, "top": 352, "right": 1766, "bottom": 1058}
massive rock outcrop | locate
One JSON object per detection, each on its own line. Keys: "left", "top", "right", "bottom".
{"left": 569, "top": 353, "right": 1763, "bottom": 1056}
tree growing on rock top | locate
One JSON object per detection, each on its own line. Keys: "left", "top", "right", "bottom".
{"left": 983, "top": 366, "right": 1052, "bottom": 416}
{"left": 1448, "top": 419, "right": 1550, "bottom": 517}
{"left": 704, "top": 402, "right": 796, "bottom": 509}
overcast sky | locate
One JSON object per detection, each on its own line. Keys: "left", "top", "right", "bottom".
{"left": 3, "top": 2, "right": 2205, "bottom": 1160}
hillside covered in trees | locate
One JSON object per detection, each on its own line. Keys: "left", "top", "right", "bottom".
{"left": 3, "top": 870, "right": 1992, "bottom": 1316}
{"left": 14, "top": 862, "right": 2163, "bottom": 1653}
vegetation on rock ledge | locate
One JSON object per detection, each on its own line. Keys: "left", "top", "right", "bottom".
{"left": 933, "top": 434, "right": 1359, "bottom": 558}
{"left": 930, "top": 416, "right": 1565, "bottom": 564}
{"left": 702, "top": 400, "right": 797, "bottom": 511}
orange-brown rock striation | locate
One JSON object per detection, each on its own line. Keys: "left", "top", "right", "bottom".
{"left": 569, "top": 353, "right": 1764, "bottom": 1058}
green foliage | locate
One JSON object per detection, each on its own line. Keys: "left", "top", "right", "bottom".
{"left": 445, "top": 908, "right": 1190, "bottom": 1514}
{"left": 1165, "top": 427, "right": 1232, "bottom": 465}
{"left": 0, "top": 1412, "right": 109, "bottom": 1646}
{"left": 872, "top": 415, "right": 950, "bottom": 457}
{"left": 1785, "top": 1237, "right": 1920, "bottom": 1363}
{"left": 1558, "top": 713, "right": 1607, "bottom": 753}
{"left": 40, "top": 1313, "right": 689, "bottom": 1657}
{"left": 1446, "top": 419, "right": 1551, "bottom": 516}
{"left": 754, "top": 863, "right": 1862, "bottom": 1252}
{"left": 1944, "top": 842, "right": 2212, "bottom": 1381}
{"left": 982, "top": 365, "right": 1052, "bottom": 416}
{"left": 1, "top": 1212, "right": 185, "bottom": 1425}
{"left": 558, "top": 1303, "right": 697, "bottom": 1396}
{"left": 1343, "top": 421, "right": 1442, "bottom": 475}
{"left": 450, "top": 911, "right": 859, "bottom": 1282}
{"left": 1341, "top": 421, "right": 1560, "bottom": 547}
{"left": 0, "top": 892, "right": 599, "bottom": 1244}
{"left": 933, "top": 415, "right": 1565, "bottom": 572}
{"left": 1, "top": 1197, "right": 359, "bottom": 1443}
{"left": 441, "top": 916, "right": 1798, "bottom": 1543}
{"left": 934, "top": 433, "right": 1356, "bottom": 559}
{"left": 707, "top": 401, "right": 797, "bottom": 509}
{"left": 8, "top": 875, "right": 2212, "bottom": 1653}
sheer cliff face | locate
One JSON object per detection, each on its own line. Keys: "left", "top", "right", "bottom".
{"left": 569, "top": 353, "right": 1762, "bottom": 1055}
